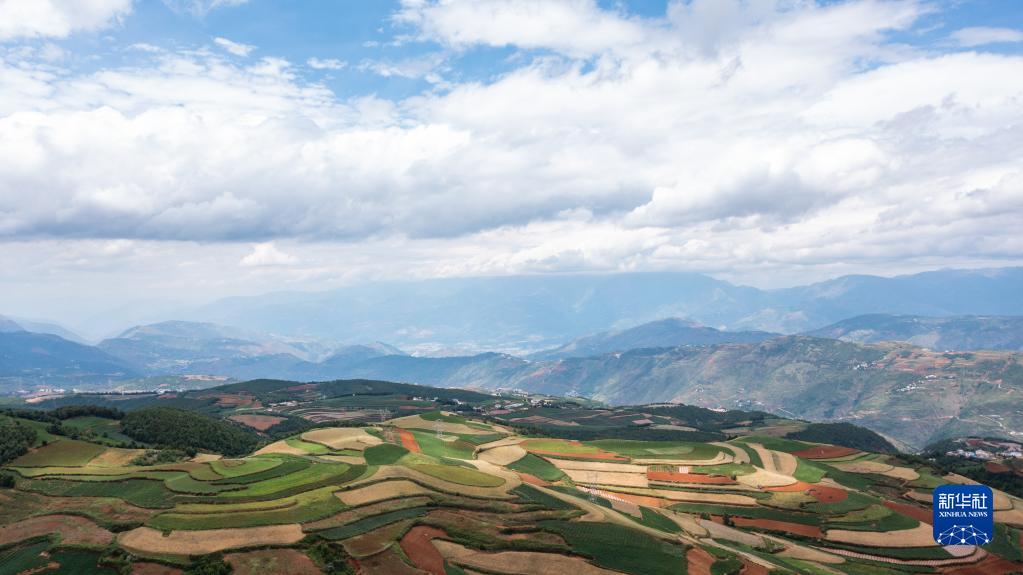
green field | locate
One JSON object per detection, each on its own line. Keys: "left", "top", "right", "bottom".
{"left": 507, "top": 453, "right": 566, "bottom": 481}
{"left": 364, "top": 443, "right": 409, "bottom": 465}
{"left": 539, "top": 520, "right": 687, "bottom": 575}
{"left": 12, "top": 440, "right": 107, "bottom": 467}
{"left": 587, "top": 439, "right": 724, "bottom": 460}
{"left": 16, "top": 477, "right": 177, "bottom": 508}
{"left": 411, "top": 463, "right": 505, "bottom": 487}
{"left": 150, "top": 485, "right": 346, "bottom": 530}
{"left": 410, "top": 429, "right": 476, "bottom": 460}
{"left": 211, "top": 457, "right": 282, "bottom": 478}
{"left": 317, "top": 507, "right": 431, "bottom": 540}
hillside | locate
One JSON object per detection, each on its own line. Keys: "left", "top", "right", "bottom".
{"left": 0, "top": 331, "right": 139, "bottom": 388}
{"left": 1, "top": 397, "right": 1020, "bottom": 574}
{"left": 530, "top": 317, "right": 777, "bottom": 360}
{"left": 806, "top": 314, "right": 1023, "bottom": 351}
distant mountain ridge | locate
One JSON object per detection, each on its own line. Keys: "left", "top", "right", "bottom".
{"left": 96, "top": 320, "right": 405, "bottom": 381}
{"left": 0, "top": 330, "right": 138, "bottom": 387}
{"left": 176, "top": 267, "right": 1023, "bottom": 352}
{"left": 530, "top": 317, "right": 777, "bottom": 360}
{"left": 805, "top": 314, "right": 1023, "bottom": 351}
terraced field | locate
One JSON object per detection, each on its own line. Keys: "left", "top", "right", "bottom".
{"left": 1, "top": 410, "right": 1021, "bottom": 574}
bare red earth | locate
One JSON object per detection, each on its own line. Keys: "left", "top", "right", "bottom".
{"left": 740, "top": 561, "right": 770, "bottom": 575}
{"left": 791, "top": 446, "right": 860, "bottom": 459}
{"left": 400, "top": 525, "right": 447, "bottom": 575}
{"left": 944, "top": 555, "right": 1023, "bottom": 575}
{"left": 730, "top": 517, "right": 823, "bottom": 538}
{"left": 765, "top": 481, "right": 847, "bottom": 503}
{"left": 648, "top": 471, "right": 736, "bottom": 485}
{"left": 686, "top": 546, "right": 715, "bottom": 575}
{"left": 985, "top": 462, "right": 1011, "bottom": 473}
{"left": 398, "top": 429, "right": 422, "bottom": 453}
{"left": 884, "top": 500, "right": 932, "bottom": 524}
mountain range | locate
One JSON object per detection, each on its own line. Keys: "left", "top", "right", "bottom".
{"left": 175, "top": 267, "right": 1023, "bottom": 353}
{"left": 806, "top": 314, "right": 1023, "bottom": 351}
{"left": 4, "top": 266, "right": 1023, "bottom": 447}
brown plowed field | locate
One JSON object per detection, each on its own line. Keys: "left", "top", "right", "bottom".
{"left": 730, "top": 517, "right": 823, "bottom": 538}
{"left": 228, "top": 415, "right": 286, "bottom": 431}
{"left": 132, "top": 563, "right": 184, "bottom": 575}
{"left": 225, "top": 549, "right": 321, "bottom": 575}
{"left": 648, "top": 471, "right": 736, "bottom": 484}
{"left": 740, "top": 561, "right": 770, "bottom": 575}
{"left": 945, "top": 555, "right": 1023, "bottom": 575}
{"left": 791, "top": 446, "right": 860, "bottom": 459}
{"left": 686, "top": 546, "right": 715, "bottom": 575}
{"left": 884, "top": 500, "right": 932, "bottom": 524}
{"left": 399, "top": 429, "right": 422, "bottom": 453}
{"left": 0, "top": 514, "right": 113, "bottom": 547}
{"left": 401, "top": 525, "right": 447, "bottom": 575}
{"left": 765, "top": 481, "right": 847, "bottom": 503}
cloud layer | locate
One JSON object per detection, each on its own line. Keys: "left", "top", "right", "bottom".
{"left": 1, "top": 0, "right": 1022, "bottom": 319}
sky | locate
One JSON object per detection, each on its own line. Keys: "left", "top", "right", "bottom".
{"left": 1, "top": 0, "right": 1023, "bottom": 328}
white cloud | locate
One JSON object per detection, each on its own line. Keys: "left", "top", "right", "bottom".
{"left": 0, "top": 0, "right": 133, "bottom": 41}
{"left": 214, "top": 37, "right": 255, "bottom": 57}
{"left": 2, "top": 0, "right": 1023, "bottom": 308}
{"left": 240, "top": 242, "right": 298, "bottom": 267}
{"left": 307, "top": 57, "right": 346, "bottom": 70}
{"left": 394, "top": 0, "right": 650, "bottom": 57}
{"left": 162, "top": 0, "right": 248, "bottom": 17}
{"left": 950, "top": 26, "right": 1023, "bottom": 47}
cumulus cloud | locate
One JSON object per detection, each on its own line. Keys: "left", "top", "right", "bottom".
{"left": 950, "top": 26, "right": 1023, "bottom": 47}
{"left": 1, "top": 0, "right": 1022, "bottom": 306}
{"left": 307, "top": 57, "right": 346, "bottom": 70}
{"left": 0, "top": 0, "right": 133, "bottom": 41}
{"left": 214, "top": 37, "right": 255, "bottom": 57}
{"left": 240, "top": 242, "right": 298, "bottom": 267}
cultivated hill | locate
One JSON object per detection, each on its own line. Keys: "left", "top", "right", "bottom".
{"left": 806, "top": 313, "right": 1023, "bottom": 351}
{"left": 1, "top": 390, "right": 1021, "bottom": 574}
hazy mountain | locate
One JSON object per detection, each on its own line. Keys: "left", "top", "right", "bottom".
{"left": 313, "top": 336, "right": 1022, "bottom": 448}
{"left": 531, "top": 317, "right": 777, "bottom": 360}
{"left": 97, "top": 321, "right": 404, "bottom": 380}
{"left": 805, "top": 314, "right": 1023, "bottom": 351}
{"left": 0, "top": 316, "right": 23, "bottom": 333}
{"left": 0, "top": 331, "right": 138, "bottom": 388}
{"left": 179, "top": 267, "right": 1023, "bottom": 352}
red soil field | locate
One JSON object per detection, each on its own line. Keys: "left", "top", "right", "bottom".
{"left": 985, "top": 462, "right": 1011, "bottom": 473}
{"left": 740, "top": 561, "right": 770, "bottom": 575}
{"left": 398, "top": 429, "right": 422, "bottom": 453}
{"left": 227, "top": 414, "right": 286, "bottom": 431}
{"left": 686, "top": 546, "right": 715, "bottom": 575}
{"left": 648, "top": 471, "right": 736, "bottom": 485}
{"left": 883, "top": 501, "right": 932, "bottom": 524}
{"left": 765, "top": 481, "right": 847, "bottom": 503}
{"left": 286, "top": 384, "right": 317, "bottom": 392}
{"left": 791, "top": 446, "right": 860, "bottom": 459}
{"left": 730, "top": 517, "right": 823, "bottom": 538}
{"left": 400, "top": 525, "right": 448, "bottom": 575}
{"left": 945, "top": 555, "right": 1023, "bottom": 575}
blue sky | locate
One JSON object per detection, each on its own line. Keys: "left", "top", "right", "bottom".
{"left": 1, "top": 0, "right": 1023, "bottom": 329}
